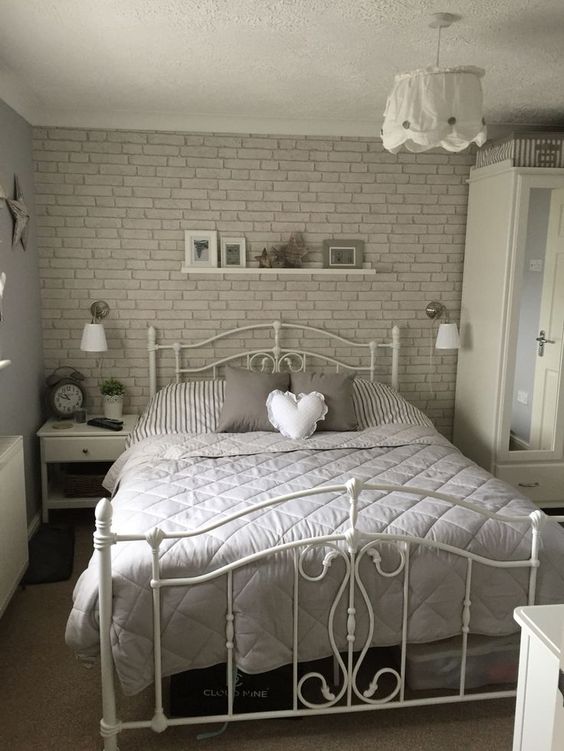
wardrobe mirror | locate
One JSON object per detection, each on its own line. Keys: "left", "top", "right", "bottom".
{"left": 509, "top": 186, "right": 564, "bottom": 451}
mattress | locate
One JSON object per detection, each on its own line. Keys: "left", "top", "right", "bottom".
{"left": 66, "top": 425, "right": 564, "bottom": 696}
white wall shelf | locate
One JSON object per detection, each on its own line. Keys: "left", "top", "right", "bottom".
{"left": 181, "top": 267, "right": 376, "bottom": 275}
{"left": 0, "top": 360, "right": 12, "bottom": 371}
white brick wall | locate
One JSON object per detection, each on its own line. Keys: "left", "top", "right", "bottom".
{"left": 33, "top": 128, "right": 474, "bottom": 435}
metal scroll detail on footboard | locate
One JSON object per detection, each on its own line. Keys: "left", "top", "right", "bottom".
{"left": 93, "top": 480, "right": 561, "bottom": 750}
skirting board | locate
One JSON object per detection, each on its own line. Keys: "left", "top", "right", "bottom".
{"left": 27, "top": 512, "right": 41, "bottom": 540}
{"left": 0, "top": 559, "right": 28, "bottom": 619}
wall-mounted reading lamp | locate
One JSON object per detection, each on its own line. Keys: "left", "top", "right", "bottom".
{"left": 80, "top": 301, "right": 109, "bottom": 383}
{"left": 425, "top": 301, "right": 460, "bottom": 350}
{"left": 80, "top": 300, "right": 109, "bottom": 353}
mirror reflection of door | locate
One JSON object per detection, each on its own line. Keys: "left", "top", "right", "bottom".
{"left": 530, "top": 188, "right": 564, "bottom": 449}
{"left": 510, "top": 187, "right": 564, "bottom": 451}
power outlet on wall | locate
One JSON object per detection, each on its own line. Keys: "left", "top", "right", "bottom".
{"left": 517, "top": 390, "right": 529, "bottom": 405}
{"left": 529, "top": 259, "right": 544, "bottom": 272}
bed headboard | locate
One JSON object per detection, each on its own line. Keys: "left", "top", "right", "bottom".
{"left": 147, "top": 321, "right": 400, "bottom": 398}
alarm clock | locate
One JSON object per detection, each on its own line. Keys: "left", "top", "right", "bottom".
{"left": 45, "top": 367, "right": 87, "bottom": 419}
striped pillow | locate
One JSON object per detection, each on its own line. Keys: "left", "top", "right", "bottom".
{"left": 129, "top": 377, "right": 431, "bottom": 447}
{"left": 128, "top": 380, "right": 225, "bottom": 447}
{"left": 352, "top": 378, "right": 432, "bottom": 429}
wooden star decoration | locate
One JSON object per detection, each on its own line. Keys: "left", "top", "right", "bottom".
{"left": 6, "top": 176, "right": 30, "bottom": 250}
{"left": 255, "top": 248, "right": 272, "bottom": 267}
{"left": 271, "top": 232, "right": 309, "bottom": 268}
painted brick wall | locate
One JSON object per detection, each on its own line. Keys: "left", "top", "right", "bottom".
{"left": 32, "top": 128, "right": 474, "bottom": 436}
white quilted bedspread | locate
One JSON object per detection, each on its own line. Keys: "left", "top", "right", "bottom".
{"left": 66, "top": 426, "right": 564, "bottom": 696}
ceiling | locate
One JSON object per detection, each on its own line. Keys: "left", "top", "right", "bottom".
{"left": 1, "top": 0, "right": 563, "bottom": 136}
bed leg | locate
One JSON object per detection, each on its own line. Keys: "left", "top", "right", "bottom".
{"left": 95, "top": 499, "right": 121, "bottom": 751}
{"left": 100, "top": 725, "right": 119, "bottom": 751}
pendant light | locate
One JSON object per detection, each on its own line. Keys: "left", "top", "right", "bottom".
{"left": 382, "top": 13, "right": 487, "bottom": 154}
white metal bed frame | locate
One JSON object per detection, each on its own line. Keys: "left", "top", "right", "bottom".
{"left": 147, "top": 319, "right": 400, "bottom": 396}
{"left": 93, "top": 321, "right": 562, "bottom": 750}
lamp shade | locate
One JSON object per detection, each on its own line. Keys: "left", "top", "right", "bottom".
{"left": 80, "top": 323, "right": 108, "bottom": 353}
{"left": 382, "top": 66, "right": 487, "bottom": 154}
{"left": 435, "top": 322, "right": 460, "bottom": 350}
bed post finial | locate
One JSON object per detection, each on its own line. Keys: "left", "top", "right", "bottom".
{"left": 368, "top": 340, "right": 376, "bottom": 382}
{"left": 273, "top": 320, "right": 282, "bottom": 367}
{"left": 148, "top": 326, "right": 157, "bottom": 398}
{"left": 94, "top": 498, "right": 113, "bottom": 546}
{"left": 391, "top": 325, "right": 400, "bottom": 390}
{"left": 172, "top": 341, "right": 181, "bottom": 384}
{"left": 527, "top": 509, "right": 545, "bottom": 605}
{"left": 94, "top": 498, "right": 120, "bottom": 750}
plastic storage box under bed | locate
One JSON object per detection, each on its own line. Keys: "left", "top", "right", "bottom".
{"left": 405, "top": 633, "right": 521, "bottom": 691}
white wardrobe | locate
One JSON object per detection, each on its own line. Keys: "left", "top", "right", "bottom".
{"left": 453, "top": 161, "right": 564, "bottom": 507}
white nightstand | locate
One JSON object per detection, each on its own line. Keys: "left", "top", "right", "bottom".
{"left": 37, "top": 415, "right": 137, "bottom": 522}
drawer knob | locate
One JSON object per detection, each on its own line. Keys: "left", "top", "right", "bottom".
{"left": 82, "top": 448, "right": 89, "bottom": 455}
{"left": 518, "top": 481, "right": 540, "bottom": 488}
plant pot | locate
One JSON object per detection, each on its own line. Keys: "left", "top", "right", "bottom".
{"left": 103, "top": 395, "right": 124, "bottom": 420}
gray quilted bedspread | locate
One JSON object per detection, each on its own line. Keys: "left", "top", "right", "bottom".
{"left": 66, "top": 426, "right": 564, "bottom": 696}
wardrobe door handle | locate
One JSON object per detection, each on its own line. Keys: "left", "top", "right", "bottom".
{"left": 82, "top": 448, "right": 89, "bottom": 455}
{"left": 518, "top": 481, "right": 540, "bottom": 488}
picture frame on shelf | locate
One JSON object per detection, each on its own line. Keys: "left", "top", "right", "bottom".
{"left": 220, "top": 237, "right": 247, "bottom": 268}
{"left": 183, "top": 230, "right": 218, "bottom": 270}
{"left": 322, "top": 239, "right": 364, "bottom": 269}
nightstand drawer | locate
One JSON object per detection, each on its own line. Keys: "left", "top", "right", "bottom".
{"left": 42, "top": 436, "right": 126, "bottom": 463}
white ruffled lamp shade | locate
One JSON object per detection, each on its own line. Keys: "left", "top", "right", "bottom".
{"left": 435, "top": 322, "right": 460, "bottom": 350}
{"left": 80, "top": 323, "right": 108, "bottom": 352}
{"left": 382, "top": 66, "right": 487, "bottom": 154}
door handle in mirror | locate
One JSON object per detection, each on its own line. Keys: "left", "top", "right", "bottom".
{"left": 536, "top": 330, "right": 555, "bottom": 357}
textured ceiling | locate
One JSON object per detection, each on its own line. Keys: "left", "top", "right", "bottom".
{"left": 0, "top": 0, "right": 563, "bottom": 135}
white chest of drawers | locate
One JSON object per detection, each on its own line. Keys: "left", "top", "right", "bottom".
{"left": 0, "top": 436, "right": 28, "bottom": 617}
{"left": 513, "top": 605, "right": 564, "bottom": 751}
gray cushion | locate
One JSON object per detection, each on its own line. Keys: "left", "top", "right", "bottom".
{"left": 290, "top": 372, "right": 357, "bottom": 431}
{"left": 217, "top": 367, "right": 290, "bottom": 432}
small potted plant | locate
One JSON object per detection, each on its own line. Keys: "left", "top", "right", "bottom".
{"left": 100, "top": 378, "right": 125, "bottom": 420}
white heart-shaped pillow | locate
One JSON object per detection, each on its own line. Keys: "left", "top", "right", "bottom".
{"left": 266, "top": 390, "right": 327, "bottom": 440}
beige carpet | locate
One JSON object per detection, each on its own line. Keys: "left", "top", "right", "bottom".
{"left": 0, "top": 510, "right": 515, "bottom": 751}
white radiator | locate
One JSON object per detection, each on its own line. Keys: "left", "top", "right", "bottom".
{"left": 0, "top": 436, "right": 28, "bottom": 617}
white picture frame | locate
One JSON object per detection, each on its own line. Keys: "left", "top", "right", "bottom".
{"left": 220, "top": 237, "right": 247, "bottom": 268}
{"left": 184, "top": 230, "right": 218, "bottom": 270}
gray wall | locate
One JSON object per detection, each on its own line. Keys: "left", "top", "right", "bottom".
{"left": 0, "top": 98, "right": 44, "bottom": 522}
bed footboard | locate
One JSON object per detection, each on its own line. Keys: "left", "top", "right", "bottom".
{"left": 94, "top": 480, "right": 555, "bottom": 750}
